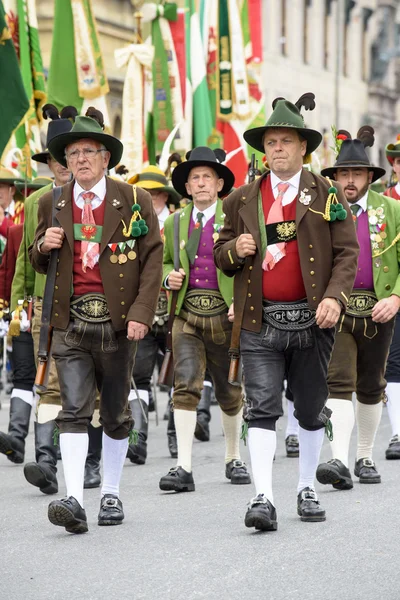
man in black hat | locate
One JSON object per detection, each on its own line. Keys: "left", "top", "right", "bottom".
{"left": 214, "top": 95, "right": 359, "bottom": 531}
{"left": 159, "top": 147, "right": 251, "bottom": 493}
{"left": 30, "top": 108, "right": 163, "bottom": 533}
{"left": 317, "top": 127, "right": 400, "bottom": 490}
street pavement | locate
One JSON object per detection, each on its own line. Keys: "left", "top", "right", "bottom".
{"left": 0, "top": 386, "right": 399, "bottom": 600}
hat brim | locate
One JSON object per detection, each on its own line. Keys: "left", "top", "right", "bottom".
{"left": 171, "top": 160, "right": 235, "bottom": 198}
{"left": 243, "top": 125, "right": 322, "bottom": 155}
{"left": 320, "top": 164, "right": 386, "bottom": 184}
{"left": 0, "top": 177, "right": 24, "bottom": 186}
{"left": 48, "top": 131, "right": 123, "bottom": 169}
{"left": 137, "top": 182, "right": 181, "bottom": 207}
{"left": 15, "top": 180, "right": 52, "bottom": 192}
{"left": 31, "top": 150, "right": 51, "bottom": 164}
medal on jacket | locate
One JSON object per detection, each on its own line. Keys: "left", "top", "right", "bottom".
{"left": 117, "top": 241, "right": 128, "bottom": 264}
{"left": 127, "top": 239, "right": 136, "bottom": 260}
{"left": 108, "top": 243, "right": 118, "bottom": 263}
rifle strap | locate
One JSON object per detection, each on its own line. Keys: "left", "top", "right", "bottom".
{"left": 165, "top": 210, "right": 181, "bottom": 349}
{"left": 37, "top": 186, "right": 62, "bottom": 358}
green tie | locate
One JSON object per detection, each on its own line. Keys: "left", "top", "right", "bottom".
{"left": 186, "top": 212, "right": 204, "bottom": 265}
{"left": 350, "top": 203, "right": 360, "bottom": 227}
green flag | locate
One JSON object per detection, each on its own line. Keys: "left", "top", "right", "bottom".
{"left": 47, "top": 0, "right": 109, "bottom": 112}
{"left": 0, "top": 1, "right": 29, "bottom": 160}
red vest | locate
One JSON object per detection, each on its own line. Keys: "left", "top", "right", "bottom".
{"left": 72, "top": 199, "right": 105, "bottom": 296}
{"left": 261, "top": 176, "right": 306, "bottom": 302}
{"left": 384, "top": 186, "right": 400, "bottom": 200}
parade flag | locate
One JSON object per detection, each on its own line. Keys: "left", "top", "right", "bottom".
{"left": 0, "top": 0, "right": 29, "bottom": 159}
{"left": 47, "top": 0, "right": 110, "bottom": 124}
{"left": 2, "top": 0, "right": 46, "bottom": 177}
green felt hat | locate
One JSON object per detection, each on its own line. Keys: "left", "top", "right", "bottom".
{"left": 48, "top": 113, "right": 123, "bottom": 169}
{"left": 385, "top": 135, "right": 400, "bottom": 165}
{"left": 244, "top": 94, "right": 322, "bottom": 155}
{"left": 14, "top": 177, "right": 53, "bottom": 193}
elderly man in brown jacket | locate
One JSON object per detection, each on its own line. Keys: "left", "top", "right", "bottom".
{"left": 30, "top": 108, "right": 163, "bottom": 534}
{"left": 214, "top": 94, "right": 359, "bottom": 532}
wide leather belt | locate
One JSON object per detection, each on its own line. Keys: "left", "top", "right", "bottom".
{"left": 153, "top": 290, "right": 168, "bottom": 326}
{"left": 262, "top": 299, "right": 316, "bottom": 331}
{"left": 70, "top": 294, "right": 111, "bottom": 323}
{"left": 183, "top": 289, "right": 227, "bottom": 317}
{"left": 346, "top": 289, "right": 378, "bottom": 318}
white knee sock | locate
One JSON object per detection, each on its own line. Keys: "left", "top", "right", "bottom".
{"left": 11, "top": 388, "right": 34, "bottom": 406}
{"left": 326, "top": 398, "right": 355, "bottom": 467}
{"left": 285, "top": 399, "right": 299, "bottom": 437}
{"left": 60, "top": 432, "right": 89, "bottom": 507}
{"left": 221, "top": 411, "right": 241, "bottom": 463}
{"left": 386, "top": 382, "right": 400, "bottom": 437}
{"left": 174, "top": 409, "right": 196, "bottom": 473}
{"left": 356, "top": 401, "right": 382, "bottom": 461}
{"left": 101, "top": 433, "right": 128, "bottom": 498}
{"left": 248, "top": 427, "right": 276, "bottom": 504}
{"left": 297, "top": 427, "right": 325, "bottom": 493}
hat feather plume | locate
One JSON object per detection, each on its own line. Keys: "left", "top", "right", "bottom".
{"left": 295, "top": 93, "right": 316, "bottom": 112}
{"left": 85, "top": 107, "right": 105, "bottom": 130}
{"left": 42, "top": 104, "right": 60, "bottom": 120}
{"left": 357, "top": 125, "right": 375, "bottom": 148}
{"left": 60, "top": 106, "right": 78, "bottom": 122}
{"left": 214, "top": 149, "right": 227, "bottom": 163}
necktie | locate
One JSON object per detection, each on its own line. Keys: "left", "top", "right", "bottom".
{"left": 186, "top": 212, "right": 204, "bottom": 265}
{"left": 350, "top": 203, "right": 360, "bottom": 220}
{"left": 80, "top": 191, "right": 99, "bottom": 272}
{"left": 263, "top": 182, "right": 290, "bottom": 271}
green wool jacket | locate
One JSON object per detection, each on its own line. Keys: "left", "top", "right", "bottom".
{"left": 367, "top": 189, "right": 400, "bottom": 299}
{"left": 10, "top": 183, "right": 52, "bottom": 311}
{"left": 163, "top": 199, "right": 233, "bottom": 315}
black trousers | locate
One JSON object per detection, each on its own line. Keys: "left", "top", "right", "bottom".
{"left": 10, "top": 331, "right": 36, "bottom": 392}
{"left": 241, "top": 323, "right": 335, "bottom": 431}
{"left": 385, "top": 312, "right": 400, "bottom": 383}
{"left": 52, "top": 318, "right": 136, "bottom": 439}
{"left": 132, "top": 323, "right": 167, "bottom": 391}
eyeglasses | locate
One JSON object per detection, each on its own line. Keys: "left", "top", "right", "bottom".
{"left": 65, "top": 148, "right": 106, "bottom": 161}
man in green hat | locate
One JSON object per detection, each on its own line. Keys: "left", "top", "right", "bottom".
{"left": 214, "top": 94, "right": 359, "bottom": 532}
{"left": 30, "top": 107, "right": 163, "bottom": 534}
{"left": 316, "top": 126, "right": 400, "bottom": 488}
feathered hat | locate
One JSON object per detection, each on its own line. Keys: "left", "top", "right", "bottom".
{"left": 32, "top": 104, "right": 77, "bottom": 164}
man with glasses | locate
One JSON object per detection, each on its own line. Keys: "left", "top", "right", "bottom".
{"left": 30, "top": 108, "right": 163, "bottom": 534}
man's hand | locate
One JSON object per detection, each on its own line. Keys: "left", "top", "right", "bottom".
{"left": 316, "top": 297, "right": 341, "bottom": 329}
{"left": 40, "top": 227, "right": 65, "bottom": 253}
{"left": 228, "top": 302, "right": 234, "bottom": 322}
{"left": 236, "top": 234, "right": 256, "bottom": 258}
{"left": 168, "top": 268, "right": 186, "bottom": 291}
{"left": 127, "top": 321, "right": 149, "bottom": 341}
{"left": 372, "top": 295, "right": 400, "bottom": 323}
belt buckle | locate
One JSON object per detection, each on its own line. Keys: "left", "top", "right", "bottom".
{"left": 70, "top": 294, "right": 110, "bottom": 323}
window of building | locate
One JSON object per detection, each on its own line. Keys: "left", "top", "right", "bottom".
{"left": 303, "top": 0, "right": 312, "bottom": 64}
{"left": 343, "top": 0, "right": 356, "bottom": 77}
{"left": 324, "top": 0, "right": 334, "bottom": 70}
{"left": 362, "top": 8, "right": 373, "bottom": 81}
{"left": 280, "top": 0, "right": 287, "bottom": 56}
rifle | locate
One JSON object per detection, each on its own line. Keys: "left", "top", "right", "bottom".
{"left": 228, "top": 154, "right": 258, "bottom": 385}
{"left": 158, "top": 210, "right": 180, "bottom": 388}
{"left": 35, "top": 187, "right": 62, "bottom": 391}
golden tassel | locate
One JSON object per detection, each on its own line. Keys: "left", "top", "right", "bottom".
{"left": 8, "top": 300, "right": 23, "bottom": 337}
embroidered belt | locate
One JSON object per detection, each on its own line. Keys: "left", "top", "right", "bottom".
{"left": 153, "top": 290, "right": 168, "bottom": 326}
{"left": 346, "top": 289, "right": 378, "bottom": 318}
{"left": 265, "top": 220, "right": 297, "bottom": 244}
{"left": 183, "top": 289, "right": 227, "bottom": 317}
{"left": 70, "top": 294, "right": 111, "bottom": 323}
{"left": 262, "top": 299, "right": 316, "bottom": 331}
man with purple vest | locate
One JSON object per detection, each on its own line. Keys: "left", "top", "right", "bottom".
{"left": 159, "top": 147, "right": 251, "bottom": 492}
{"left": 317, "top": 127, "right": 400, "bottom": 490}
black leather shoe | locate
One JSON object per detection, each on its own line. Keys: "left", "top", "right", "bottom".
{"left": 24, "top": 462, "right": 58, "bottom": 495}
{"left": 297, "top": 487, "right": 326, "bottom": 522}
{"left": 225, "top": 459, "right": 251, "bottom": 484}
{"left": 48, "top": 496, "right": 88, "bottom": 533}
{"left": 354, "top": 458, "right": 381, "bottom": 483}
{"left": 285, "top": 435, "right": 299, "bottom": 457}
{"left": 244, "top": 494, "right": 278, "bottom": 531}
{"left": 159, "top": 466, "right": 195, "bottom": 492}
{"left": 24, "top": 421, "right": 58, "bottom": 494}
{"left": 316, "top": 458, "right": 353, "bottom": 490}
{"left": 98, "top": 494, "right": 124, "bottom": 526}
{"left": 385, "top": 435, "right": 400, "bottom": 460}
{"left": 0, "top": 432, "right": 24, "bottom": 464}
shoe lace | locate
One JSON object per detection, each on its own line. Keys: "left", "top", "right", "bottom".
{"left": 249, "top": 494, "right": 268, "bottom": 507}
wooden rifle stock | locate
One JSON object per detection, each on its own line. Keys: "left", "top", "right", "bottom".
{"left": 35, "top": 325, "right": 53, "bottom": 390}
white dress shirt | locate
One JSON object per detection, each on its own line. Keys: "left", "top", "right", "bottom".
{"left": 192, "top": 201, "right": 217, "bottom": 226}
{"left": 74, "top": 176, "right": 106, "bottom": 209}
{"left": 270, "top": 169, "right": 302, "bottom": 205}
{"left": 5, "top": 199, "right": 15, "bottom": 218}
{"left": 158, "top": 205, "right": 170, "bottom": 231}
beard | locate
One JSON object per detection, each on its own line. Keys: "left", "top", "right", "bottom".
{"left": 345, "top": 180, "right": 370, "bottom": 203}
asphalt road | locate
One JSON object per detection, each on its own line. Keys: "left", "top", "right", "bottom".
{"left": 0, "top": 386, "right": 399, "bottom": 600}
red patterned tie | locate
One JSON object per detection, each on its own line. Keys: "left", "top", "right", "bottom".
{"left": 263, "top": 182, "right": 290, "bottom": 271}
{"left": 81, "top": 191, "right": 99, "bottom": 272}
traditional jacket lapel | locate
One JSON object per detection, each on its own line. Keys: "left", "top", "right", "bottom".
{"left": 238, "top": 174, "right": 264, "bottom": 254}
{"left": 296, "top": 169, "right": 318, "bottom": 226}
{"left": 54, "top": 181, "right": 74, "bottom": 253}
{"left": 178, "top": 202, "right": 192, "bottom": 273}
{"left": 100, "top": 177, "right": 126, "bottom": 254}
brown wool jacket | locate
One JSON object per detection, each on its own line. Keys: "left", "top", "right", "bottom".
{"left": 29, "top": 177, "right": 163, "bottom": 331}
{"left": 213, "top": 169, "right": 359, "bottom": 333}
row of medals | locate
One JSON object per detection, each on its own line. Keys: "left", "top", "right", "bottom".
{"left": 110, "top": 250, "right": 136, "bottom": 264}
{"left": 370, "top": 231, "right": 387, "bottom": 250}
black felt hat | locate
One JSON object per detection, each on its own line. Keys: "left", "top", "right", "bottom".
{"left": 171, "top": 147, "right": 235, "bottom": 198}
{"left": 321, "top": 126, "right": 385, "bottom": 183}
{"left": 32, "top": 104, "right": 77, "bottom": 164}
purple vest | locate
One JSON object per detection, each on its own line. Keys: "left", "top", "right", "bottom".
{"left": 188, "top": 216, "right": 219, "bottom": 290}
{"left": 353, "top": 210, "right": 374, "bottom": 290}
